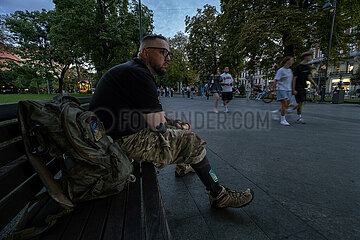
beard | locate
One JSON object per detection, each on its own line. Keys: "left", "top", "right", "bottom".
{"left": 149, "top": 58, "right": 167, "bottom": 76}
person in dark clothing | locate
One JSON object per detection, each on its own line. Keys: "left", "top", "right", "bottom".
{"left": 292, "top": 52, "right": 318, "bottom": 124}
{"left": 208, "top": 67, "right": 222, "bottom": 113}
{"left": 90, "top": 35, "right": 254, "bottom": 208}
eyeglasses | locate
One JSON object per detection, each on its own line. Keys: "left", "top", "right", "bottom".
{"left": 146, "top": 47, "right": 172, "bottom": 58}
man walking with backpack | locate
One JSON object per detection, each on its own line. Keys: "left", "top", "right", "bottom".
{"left": 90, "top": 35, "right": 254, "bottom": 209}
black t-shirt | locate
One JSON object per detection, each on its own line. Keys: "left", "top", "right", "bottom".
{"left": 293, "top": 64, "right": 310, "bottom": 90}
{"left": 89, "top": 58, "right": 163, "bottom": 140}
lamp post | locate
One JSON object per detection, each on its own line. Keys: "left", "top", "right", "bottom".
{"left": 321, "top": 0, "right": 336, "bottom": 102}
{"left": 138, "top": 0, "right": 143, "bottom": 44}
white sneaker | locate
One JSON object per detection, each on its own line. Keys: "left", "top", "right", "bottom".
{"left": 224, "top": 106, "right": 229, "bottom": 113}
{"left": 280, "top": 120, "right": 290, "bottom": 126}
{"left": 297, "top": 118, "right": 305, "bottom": 124}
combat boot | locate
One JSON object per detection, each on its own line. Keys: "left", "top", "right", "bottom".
{"left": 209, "top": 186, "right": 254, "bottom": 208}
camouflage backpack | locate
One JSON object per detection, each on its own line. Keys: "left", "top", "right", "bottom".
{"left": 17, "top": 94, "right": 135, "bottom": 208}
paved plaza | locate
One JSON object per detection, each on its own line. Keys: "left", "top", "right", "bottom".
{"left": 157, "top": 95, "right": 360, "bottom": 240}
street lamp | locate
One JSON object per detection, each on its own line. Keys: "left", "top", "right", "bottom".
{"left": 321, "top": 0, "right": 336, "bottom": 102}
{"left": 139, "top": 0, "right": 143, "bottom": 44}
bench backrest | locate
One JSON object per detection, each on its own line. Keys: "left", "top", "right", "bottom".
{"left": 0, "top": 97, "right": 91, "bottom": 232}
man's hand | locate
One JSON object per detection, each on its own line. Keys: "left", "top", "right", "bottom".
{"left": 173, "top": 120, "right": 192, "bottom": 130}
{"left": 165, "top": 116, "right": 192, "bottom": 130}
{"left": 292, "top": 90, "right": 298, "bottom": 95}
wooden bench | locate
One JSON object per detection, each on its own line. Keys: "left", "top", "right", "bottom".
{"left": 0, "top": 97, "right": 172, "bottom": 240}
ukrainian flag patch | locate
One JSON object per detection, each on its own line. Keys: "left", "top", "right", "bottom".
{"left": 90, "top": 119, "right": 103, "bottom": 142}
{"left": 209, "top": 169, "right": 218, "bottom": 182}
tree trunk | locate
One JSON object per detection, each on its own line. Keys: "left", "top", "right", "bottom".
{"left": 282, "top": 32, "right": 294, "bottom": 57}
{"left": 58, "top": 64, "right": 70, "bottom": 93}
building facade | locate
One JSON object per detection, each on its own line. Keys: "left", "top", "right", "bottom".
{"left": 309, "top": 48, "right": 360, "bottom": 95}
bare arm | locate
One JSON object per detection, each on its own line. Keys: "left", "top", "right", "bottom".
{"left": 292, "top": 76, "right": 297, "bottom": 95}
{"left": 143, "top": 111, "right": 167, "bottom": 133}
{"left": 273, "top": 80, "right": 277, "bottom": 92}
{"left": 307, "top": 74, "right": 318, "bottom": 89}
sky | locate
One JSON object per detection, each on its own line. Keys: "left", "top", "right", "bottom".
{"left": 0, "top": 0, "right": 221, "bottom": 38}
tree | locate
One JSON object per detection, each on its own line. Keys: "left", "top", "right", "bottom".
{"left": 53, "top": 0, "right": 154, "bottom": 83}
{"left": 165, "top": 32, "right": 197, "bottom": 88}
{"left": 2, "top": 10, "right": 75, "bottom": 92}
{"left": 217, "top": 0, "right": 245, "bottom": 74}
{"left": 314, "top": 0, "right": 360, "bottom": 64}
{"left": 219, "top": 0, "right": 360, "bottom": 75}
{"left": 3, "top": 10, "right": 60, "bottom": 93}
{"left": 185, "top": 5, "right": 222, "bottom": 82}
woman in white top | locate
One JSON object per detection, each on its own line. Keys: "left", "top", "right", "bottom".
{"left": 273, "top": 56, "right": 294, "bottom": 126}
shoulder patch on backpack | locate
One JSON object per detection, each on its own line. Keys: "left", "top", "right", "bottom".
{"left": 87, "top": 117, "right": 103, "bottom": 142}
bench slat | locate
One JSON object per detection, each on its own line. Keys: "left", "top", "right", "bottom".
{"left": 0, "top": 158, "right": 59, "bottom": 231}
{"left": 80, "top": 197, "right": 112, "bottom": 240}
{"left": 56, "top": 200, "right": 95, "bottom": 240}
{"left": 0, "top": 155, "right": 54, "bottom": 200}
{"left": 0, "top": 140, "right": 25, "bottom": 168}
{"left": 0, "top": 122, "right": 21, "bottom": 143}
{"left": 0, "top": 158, "right": 34, "bottom": 200}
{"left": 142, "top": 163, "right": 172, "bottom": 240}
{"left": 25, "top": 195, "right": 53, "bottom": 238}
{"left": 0, "top": 103, "right": 17, "bottom": 122}
{"left": 0, "top": 97, "right": 91, "bottom": 122}
{"left": 123, "top": 165, "right": 142, "bottom": 240}
{"left": 31, "top": 199, "right": 64, "bottom": 240}
{"left": 102, "top": 192, "right": 127, "bottom": 240}
{"left": 77, "top": 97, "right": 92, "bottom": 105}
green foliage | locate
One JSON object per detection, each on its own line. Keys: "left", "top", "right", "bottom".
{"left": 218, "top": 0, "right": 360, "bottom": 76}
{"left": 165, "top": 32, "right": 197, "bottom": 88}
{"left": 1, "top": 0, "right": 155, "bottom": 90}
{"left": 239, "top": 83, "right": 245, "bottom": 95}
{"left": 2, "top": 10, "right": 67, "bottom": 91}
{"left": 52, "top": 0, "right": 154, "bottom": 83}
{"left": 185, "top": 5, "right": 222, "bottom": 81}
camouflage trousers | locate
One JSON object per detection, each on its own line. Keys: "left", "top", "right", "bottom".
{"left": 119, "top": 128, "right": 207, "bottom": 169}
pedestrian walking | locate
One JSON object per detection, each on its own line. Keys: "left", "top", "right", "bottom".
{"left": 292, "top": 52, "right": 318, "bottom": 124}
{"left": 208, "top": 67, "right": 223, "bottom": 113}
{"left": 204, "top": 83, "right": 210, "bottom": 100}
{"left": 271, "top": 56, "right": 295, "bottom": 126}
{"left": 190, "top": 85, "right": 195, "bottom": 99}
{"left": 245, "top": 82, "right": 252, "bottom": 102}
{"left": 170, "top": 87, "right": 174, "bottom": 97}
{"left": 220, "top": 66, "right": 234, "bottom": 113}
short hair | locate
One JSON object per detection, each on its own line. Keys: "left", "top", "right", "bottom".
{"left": 138, "top": 34, "right": 168, "bottom": 53}
{"left": 279, "top": 56, "right": 293, "bottom": 68}
{"left": 301, "top": 51, "right": 312, "bottom": 60}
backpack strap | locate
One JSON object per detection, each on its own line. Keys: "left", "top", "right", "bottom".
{"left": 18, "top": 102, "right": 75, "bottom": 209}
{"left": 4, "top": 193, "right": 73, "bottom": 240}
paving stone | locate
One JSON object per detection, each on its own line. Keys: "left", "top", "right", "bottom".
{"left": 157, "top": 96, "right": 360, "bottom": 239}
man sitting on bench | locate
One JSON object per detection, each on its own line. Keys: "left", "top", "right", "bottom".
{"left": 89, "top": 35, "right": 254, "bottom": 208}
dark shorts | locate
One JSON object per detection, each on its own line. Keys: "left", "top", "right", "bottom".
{"left": 295, "top": 90, "right": 306, "bottom": 103}
{"left": 222, "top": 92, "right": 233, "bottom": 101}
